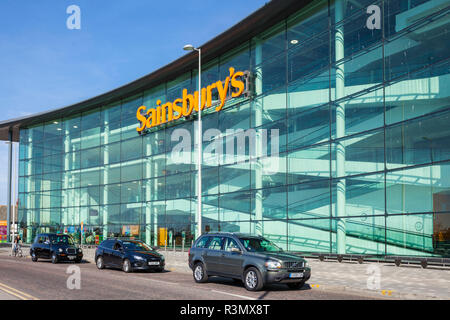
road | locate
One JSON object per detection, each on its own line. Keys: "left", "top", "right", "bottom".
{"left": 0, "top": 255, "right": 382, "bottom": 300}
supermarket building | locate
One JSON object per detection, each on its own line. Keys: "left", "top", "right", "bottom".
{"left": 0, "top": 0, "right": 449, "bottom": 258}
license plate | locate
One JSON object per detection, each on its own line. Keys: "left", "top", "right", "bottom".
{"left": 148, "top": 261, "right": 160, "bottom": 266}
{"left": 289, "top": 272, "right": 304, "bottom": 278}
{"left": 68, "top": 256, "right": 76, "bottom": 260}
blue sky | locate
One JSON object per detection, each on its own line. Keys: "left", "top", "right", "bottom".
{"left": 0, "top": 0, "right": 265, "bottom": 204}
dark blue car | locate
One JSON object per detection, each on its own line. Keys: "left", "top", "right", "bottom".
{"left": 95, "top": 239, "right": 165, "bottom": 273}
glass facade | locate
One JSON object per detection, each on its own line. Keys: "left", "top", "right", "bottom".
{"left": 17, "top": 0, "right": 450, "bottom": 257}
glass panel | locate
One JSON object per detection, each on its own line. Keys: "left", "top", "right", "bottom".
{"left": 287, "top": 103, "right": 330, "bottom": 150}
{"left": 251, "top": 86, "right": 286, "bottom": 127}
{"left": 387, "top": 163, "right": 450, "bottom": 214}
{"left": 386, "top": 59, "right": 450, "bottom": 125}
{"left": 332, "top": 173, "right": 385, "bottom": 217}
{"left": 252, "top": 186, "right": 287, "bottom": 220}
{"left": 288, "top": 30, "right": 329, "bottom": 84}
{"left": 166, "top": 172, "right": 191, "bottom": 200}
{"left": 252, "top": 22, "right": 285, "bottom": 66}
{"left": 121, "top": 181, "right": 142, "bottom": 204}
{"left": 384, "top": 8, "right": 450, "bottom": 81}
{"left": 386, "top": 213, "right": 441, "bottom": 257}
{"left": 220, "top": 162, "right": 251, "bottom": 193}
{"left": 121, "top": 160, "right": 142, "bottom": 182}
{"left": 331, "top": 215, "right": 386, "bottom": 255}
{"left": 288, "top": 181, "right": 331, "bottom": 220}
{"left": 384, "top": 0, "right": 449, "bottom": 38}
{"left": 121, "top": 137, "right": 143, "bottom": 162}
{"left": 288, "top": 144, "right": 331, "bottom": 184}
{"left": 287, "top": 0, "right": 329, "bottom": 49}
{"left": 288, "top": 218, "right": 331, "bottom": 252}
{"left": 386, "top": 110, "right": 450, "bottom": 170}
{"left": 218, "top": 191, "right": 252, "bottom": 222}
{"left": 332, "top": 130, "right": 385, "bottom": 177}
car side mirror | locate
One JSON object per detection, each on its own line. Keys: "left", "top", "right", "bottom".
{"left": 231, "top": 247, "right": 242, "bottom": 254}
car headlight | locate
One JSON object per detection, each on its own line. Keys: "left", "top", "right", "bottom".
{"left": 265, "top": 260, "right": 282, "bottom": 270}
{"left": 133, "top": 255, "right": 145, "bottom": 261}
{"left": 304, "top": 261, "right": 309, "bottom": 268}
{"left": 58, "top": 248, "right": 63, "bottom": 253}
{"left": 78, "top": 248, "right": 83, "bottom": 253}
{"left": 160, "top": 256, "right": 165, "bottom": 261}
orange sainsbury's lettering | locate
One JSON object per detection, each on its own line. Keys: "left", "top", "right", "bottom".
{"left": 136, "top": 106, "right": 147, "bottom": 132}
{"left": 136, "top": 67, "right": 250, "bottom": 132}
{"left": 231, "top": 71, "right": 245, "bottom": 98}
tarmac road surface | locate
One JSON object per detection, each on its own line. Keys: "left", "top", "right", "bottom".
{"left": 0, "top": 255, "right": 382, "bottom": 300}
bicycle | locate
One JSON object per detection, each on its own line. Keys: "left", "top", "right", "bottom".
{"left": 13, "top": 244, "right": 23, "bottom": 258}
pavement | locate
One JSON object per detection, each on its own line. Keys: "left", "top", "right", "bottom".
{"left": 1, "top": 247, "right": 449, "bottom": 300}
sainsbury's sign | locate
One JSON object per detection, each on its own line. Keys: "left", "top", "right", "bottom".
{"left": 136, "top": 67, "right": 251, "bottom": 132}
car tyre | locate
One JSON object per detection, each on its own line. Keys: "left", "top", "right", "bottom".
{"left": 31, "top": 252, "right": 38, "bottom": 262}
{"left": 96, "top": 256, "right": 105, "bottom": 269}
{"left": 244, "top": 267, "right": 264, "bottom": 291}
{"left": 75, "top": 257, "right": 82, "bottom": 263}
{"left": 193, "top": 262, "right": 208, "bottom": 283}
{"left": 122, "top": 259, "right": 132, "bottom": 273}
{"left": 51, "top": 252, "right": 58, "bottom": 264}
{"left": 287, "top": 281, "right": 305, "bottom": 290}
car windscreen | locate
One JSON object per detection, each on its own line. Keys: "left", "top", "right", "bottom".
{"left": 239, "top": 237, "right": 283, "bottom": 253}
{"left": 122, "top": 241, "right": 153, "bottom": 252}
{"left": 49, "top": 235, "right": 74, "bottom": 245}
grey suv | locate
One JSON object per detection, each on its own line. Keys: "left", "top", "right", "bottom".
{"left": 188, "top": 232, "right": 311, "bottom": 291}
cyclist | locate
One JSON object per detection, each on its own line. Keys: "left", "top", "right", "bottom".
{"left": 13, "top": 234, "right": 22, "bottom": 257}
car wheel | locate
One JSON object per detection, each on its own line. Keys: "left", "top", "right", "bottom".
{"left": 31, "top": 252, "right": 38, "bottom": 262}
{"left": 122, "top": 259, "right": 132, "bottom": 273}
{"left": 287, "top": 281, "right": 305, "bottom": 290}
{"left": 157, "top": 267, "right": 164, "bottom": 272}
{"left": 96, "top": 256, "right": 105, "bottom": 269}
{"left": 244, "top": 267, "right": 264, "bottom": 291}
{"left": 51, "top": 253, "right": 58, "bottom": 264}
{"left": 193, "top": 262, "right": 208, "bottom": 283}
{"left": 75, "top": 257, "right": 82, "bottom": 263}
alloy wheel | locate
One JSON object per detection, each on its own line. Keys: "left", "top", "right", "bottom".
{"left": 245, "top": 270, "right": 257, "bottom": 289}
{"left": 194, "top": 265, "right": 203, "bottom": 281}
{"left": 97, "top": 257, "right": 103, "bottom": 269}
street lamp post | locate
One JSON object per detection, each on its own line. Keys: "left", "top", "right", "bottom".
{"left": 183, "top": 44, "right": 202, "bottom": 239}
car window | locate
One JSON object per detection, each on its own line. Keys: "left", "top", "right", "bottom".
{"left": 49, "top": 235, "right": 74, "bottom": 245}
{"left": 122, "top": 241, "right": 153, "bottom": 251}
{"left": 207, "top": 237, "right": 224, "bottom": 250}
{"left": 224, "top": 238, "right": 240, "bottom": 251}
{"left": 101, "top": 240, "right": 114, "bottom": 249}
{"left": 43, "top": 236, "right": 50, "bottom": 245}
{"left": 195, "top": 236, "right": 210, "bottom": 248}
{"left": 239, "top": 237, "right": 283, "bottom": 252}
{"left": 113, "top": 242, "right": 123, "bottom": 251}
